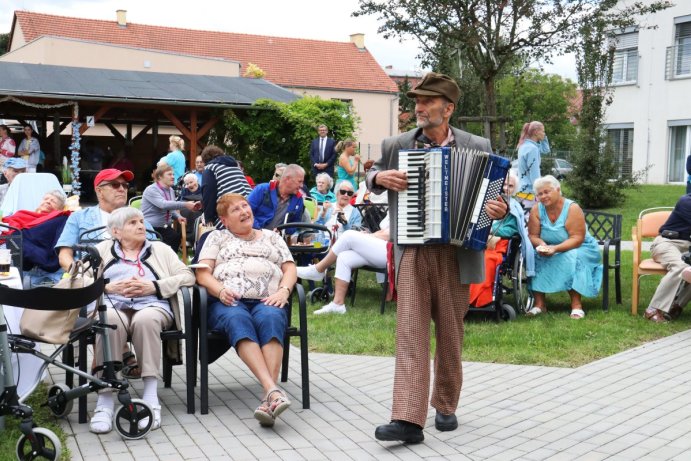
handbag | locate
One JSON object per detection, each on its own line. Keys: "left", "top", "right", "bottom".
{"left": 20, "top": 260, "right": 88, "bottom": 344}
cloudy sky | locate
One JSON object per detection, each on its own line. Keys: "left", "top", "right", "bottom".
{"left": 1, "top": 0, "right": 577, "bottom": 80}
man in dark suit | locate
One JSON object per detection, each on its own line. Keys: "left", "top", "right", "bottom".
{"left": 309, "top": 124, "right": 336, "bottom": 180}
{"left": 367, "top": 73, "right": 507, "bottom": 444}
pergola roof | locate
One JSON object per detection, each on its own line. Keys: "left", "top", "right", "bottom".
{"left": 0, "top": 61, "right": 299, "bottom": 107}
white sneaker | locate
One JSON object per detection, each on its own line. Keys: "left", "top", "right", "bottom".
{"left": 314, "top": 302, "right": 346, "bottom": 315}
{"left": 297, "top": 264, "right": 325, "bottom": 281}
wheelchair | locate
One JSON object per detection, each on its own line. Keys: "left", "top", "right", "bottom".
{"left": 0, "top": 244, "right": 155, "bottom": 460}
{"left": 467, "top": 235, "right": 534, "bottom": 321}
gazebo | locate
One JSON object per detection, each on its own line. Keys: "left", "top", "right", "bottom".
{"left": 0, "top": 61, "right": 298, "bottom": 192}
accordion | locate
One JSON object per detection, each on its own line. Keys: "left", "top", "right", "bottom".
{"left": 397, "top": 147, "right": 510, "bottom": 251}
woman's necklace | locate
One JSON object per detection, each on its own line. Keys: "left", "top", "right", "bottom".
{"left": 117, "top": 244, "right": 145, "bottom": 276}
{"left": 232, "top": 229, "right": 256, "bottom": 241}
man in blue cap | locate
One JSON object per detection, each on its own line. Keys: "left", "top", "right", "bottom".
{"left": 0, "top": 157, "right": 27, "bottom": 204}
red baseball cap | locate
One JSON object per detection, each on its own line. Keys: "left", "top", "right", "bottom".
{"left": 94, "top": 168, "right": 134, "bottom": 187}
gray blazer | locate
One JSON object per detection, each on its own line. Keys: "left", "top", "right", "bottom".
{"left": 366, "top": 127, "right": 493, "bottom": 285}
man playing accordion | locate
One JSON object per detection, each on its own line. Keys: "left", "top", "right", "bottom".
{"left": 367, "top": 72, "right": 508, "bottom": 443}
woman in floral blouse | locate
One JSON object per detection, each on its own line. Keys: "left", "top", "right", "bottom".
{"left": 195, "top": 193, "right": 296, "bottom": 428}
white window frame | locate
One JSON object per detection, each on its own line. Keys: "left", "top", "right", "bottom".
{"left": 611, "top": 31, "right": 639, "bottom": 85}
{"left": 668, "top": 123, "right": 691, "bottom": 183}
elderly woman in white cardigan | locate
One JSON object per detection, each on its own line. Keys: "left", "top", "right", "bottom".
{"left": 90, "top": 207, "right": 195, "bottom": 434}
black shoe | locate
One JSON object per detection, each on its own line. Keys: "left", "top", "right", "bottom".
{"left": 374, "top": 420, "right": 424, "bottom": 443}
{"left": 435, "top": 411, "right": 458, "bottom": 431}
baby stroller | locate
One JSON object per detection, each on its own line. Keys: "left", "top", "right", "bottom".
{"left": 0, "top": 244, "right": 155, "bottom": 460}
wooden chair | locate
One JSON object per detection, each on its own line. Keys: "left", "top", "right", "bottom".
{"left": 631, "top": 207, "right": 674, "bottom": 315}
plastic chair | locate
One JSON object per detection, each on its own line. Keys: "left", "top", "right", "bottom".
{"left": 303, "top": 196, "right": 318, "bottom": 221}
{"left": 0, "top": 173, "right": 63, "bottom": 217}
{"left": 631, "top": 207, "right": 674, "bottom": 316}
{"left": 128, "top": 195, "right": 143, "bottom": 209}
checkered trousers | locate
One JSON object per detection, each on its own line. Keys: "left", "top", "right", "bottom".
{"left": 391, "top": 245, "right": 470, "bottom": 427}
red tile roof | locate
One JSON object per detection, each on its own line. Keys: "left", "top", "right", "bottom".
{"left": 12, "top": 11, "right": 398, "bottom": 94}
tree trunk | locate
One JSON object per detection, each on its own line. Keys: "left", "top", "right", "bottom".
{"left": 483, "top": 77, "right": 498, "bottom": 150}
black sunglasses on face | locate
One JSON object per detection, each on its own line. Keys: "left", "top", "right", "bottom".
{"left": 101, "top": 182, "right": 129, "bottom": 190}
{"left": 339, "top": 189, "right": 354, "bottom": 196}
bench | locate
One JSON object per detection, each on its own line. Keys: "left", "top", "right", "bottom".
{"left": 583, "top": 209, "right": 623, "bottom": 311}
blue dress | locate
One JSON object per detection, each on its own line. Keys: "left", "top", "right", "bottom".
{"left": 530, "top": 199, "right": 602, "bottom": 297}
{"left": 336, "top": 155, "right": 356, "bottom": 189}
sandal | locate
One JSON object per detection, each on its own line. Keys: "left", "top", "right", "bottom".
{"left": 526, "top": 306, "right": 545, "bottom": 316}
{"left": 90, "top": 406, "right": 114, "bottom": 434}
{"left": 266, "top": 388, "right": 291, "bottom": 420}
{"left": 570, "top": 308, "right": 585, "bottom": 319}
{"left": 645, "top": 308, "right": 668, "bottom": 323}
{"left": 122, "top": 351, "right": 141, "bottom": 379}
{"left": 254, "top": 400, "right": 275, "bottom": 427}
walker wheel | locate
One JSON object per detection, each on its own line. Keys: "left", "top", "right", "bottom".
{"left": 114, "top": 399, "right": 153, "bottom": 440}
{"left": 309, "top": 289, "right": 325, "bottom": 304}
{"left": 16, "top": 427, "right": 62, "bottom": 461}
{"left": 47, "top": 383, "right": 73, "bottom": 418}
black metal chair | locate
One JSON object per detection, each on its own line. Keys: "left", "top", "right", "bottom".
{"left": 583, "top": 210, "right": 623, "bottom": 311}
{"left": 192, "top": 283, "right": 309, "bottom": 414}
{"left": 0, "top": 222, "right": 23, "bottom": 279}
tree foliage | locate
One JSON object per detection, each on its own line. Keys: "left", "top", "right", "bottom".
{"left": 0, "top": 33, "right": 8, "bottom": 55}
{"left": 354, "top": 0, "right": 670, "bottom": 149}
{"left": 496, "top": 68, "right": 578, "bottom": 154}
{"left": 566, "top": 0, "right": 671, "bottom": 208}
{"left": 207, "top": 96, "right": 358, "bottom": 182}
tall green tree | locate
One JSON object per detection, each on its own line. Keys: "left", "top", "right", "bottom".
{"left": 208, "top": 97, "right": 358, "bottom": 182}
{"left": 354, "top": 0, "right": 671, "bottom": 148}
{"left": 497, "top": 68, "right": 578, "bottom": 155}
{"left": 567, "top": 0, "right": 670, "bottom": 208}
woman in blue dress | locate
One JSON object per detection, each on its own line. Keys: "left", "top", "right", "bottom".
{"left": 159, "top": 135, "right": 187, "bottom": 183}
{"left": 527, "top": 175, "right": 602, "bottom": 319}
{"left": 516, "top": 121, "right": 550, "bottom": 209}
{"left": 335, "top": 139, "right": 360, "bottom": 190}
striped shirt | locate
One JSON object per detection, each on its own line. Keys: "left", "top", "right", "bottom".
{"left": 202, "top": 157, "right": 252, "bottom": 229}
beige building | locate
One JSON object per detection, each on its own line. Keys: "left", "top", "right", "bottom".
{"left": 7, "top": 10, "right": 399, "bottom": 161}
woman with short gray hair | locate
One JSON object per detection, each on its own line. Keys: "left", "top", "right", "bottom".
{"left": 309, "top": 172, "right": 336, "bottom": 204}
{"left": 89, "top": 206, "right": 195, "bottom": 434}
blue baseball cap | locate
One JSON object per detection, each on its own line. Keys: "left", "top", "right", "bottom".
{"left": 4, "top": 157, "right": 27, "bottom": 170}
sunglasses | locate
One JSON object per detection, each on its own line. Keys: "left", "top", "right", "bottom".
{"left": 339, "top": 189, "right": 354, "bottom": 196}
{"left": 100, "top": 182, "right": 129, "bottom": 190}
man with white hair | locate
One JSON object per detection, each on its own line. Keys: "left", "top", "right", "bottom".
{"left": 248, "top": 164, "right": 305, "bottom": 230}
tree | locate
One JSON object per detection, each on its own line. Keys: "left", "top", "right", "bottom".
{"left": 496, "top": 68, "right": 578, "bottom": 154}
{"left": 207, "top": 97, "right": 358, "bottom": 182}
{"left": 0, "top": 33, "right": 8, "bottom": 56}
{"left": 354, "top": 0, "right": 670, "bottom": 148}
{"left": 566, "top": 0, "right": 670, "bottom": 208}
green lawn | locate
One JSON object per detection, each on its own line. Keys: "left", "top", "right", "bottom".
{"left": 299, "top": 184, "right": 690, "bottom": 367}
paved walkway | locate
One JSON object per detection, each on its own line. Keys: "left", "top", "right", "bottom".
{"left": 48, "top": 326, "right": 691, "bottom": 461}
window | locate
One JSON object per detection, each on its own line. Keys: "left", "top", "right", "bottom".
{"left": 612, "top": 31, "right": 638, "bottom": 84}
{"left": 669, "top": 125, "right": 690, "bottom": 183}
{"left": 607, "top": 128, "right": 633, "bottom": 177}
{"left": 675, "top": 21, "right": 691, "bottom": 77}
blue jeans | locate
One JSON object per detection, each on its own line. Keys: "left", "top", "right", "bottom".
{"left": 23, "top": 267, "right": 64, "bottom": 289}
{"left": 208, "top": 298, "right": 287, "bottom": 349}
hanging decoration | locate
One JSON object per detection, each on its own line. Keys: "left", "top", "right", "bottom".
{"left": 69, "top": 102, "right": 82, "bottom": 195}
{"left": 0, "top": 95, "right": 77, "bottom": 110}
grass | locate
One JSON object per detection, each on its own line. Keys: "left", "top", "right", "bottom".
{"left": 0, "top": 383, "right": 70, "bottom": 461}
{"left": 299, "top": 252, "right": 690, "bottom": 368}
{"left": 298, "top": 184, "right": 691, "bottom": 367}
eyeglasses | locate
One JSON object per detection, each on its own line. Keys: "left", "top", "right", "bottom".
{"left": 273, "top": 173, "right": 282, "bottom": 179}
{"left": 100, "top": 182, "right": 129, "bottom": 190}
{"left": 339, "top": 189, "right": 354, "bottom": 196}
